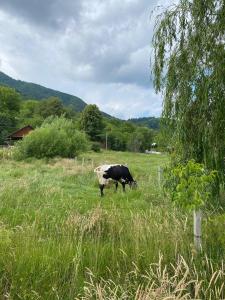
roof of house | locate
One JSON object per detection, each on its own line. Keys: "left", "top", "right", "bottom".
{"left": 7, "top": 125, "right": 34, "bottom": 139}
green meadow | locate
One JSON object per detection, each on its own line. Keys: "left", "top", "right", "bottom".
{"left": 0, "top": 151, "right": 224, "bottom": 299}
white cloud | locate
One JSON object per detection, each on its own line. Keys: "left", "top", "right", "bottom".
{"left": 62, "top": 81, "right": 162, "bottom": 119}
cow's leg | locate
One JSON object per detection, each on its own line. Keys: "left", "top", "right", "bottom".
{"left": 99, "top": 184, "right": 105, "bottom": 197}
{"left": 121, "top": 182, "right": 126, "bottom": 192}
{"left": 115, "top": 181, "right": 118, "bottom": 192}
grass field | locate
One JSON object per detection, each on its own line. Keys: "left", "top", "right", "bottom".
{"left": 0, "top": 151, "right": 224, "bottom": 299}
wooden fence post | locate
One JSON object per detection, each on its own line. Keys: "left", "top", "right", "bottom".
{"left": 158, "top": 166, "right": 163, "bottom": 187}
{"left": 193, "top": 210, "right": 202, "bottom": 251}
{"left": 82, "top": 157, "right": 85, "bottom": 172}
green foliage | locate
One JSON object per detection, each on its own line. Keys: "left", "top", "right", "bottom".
{"left": 0, "top": 86, "right": 21, "bottom": 143}
{"left": 19, "top": 99, "right": 39, "bottom": 118}
{"left": 18, "top": 99, "right": 44, "bottom": 128}
{"left": 0, "top": 86, "right": 21, "bottom": 113}
{"left": 91, "top": 142, "right": 101, "bottom": 152}
{"left": 0, "top": 149, "right": 3, "bottom": 159}
{"left": 36, "top": 97, "right": 66, "bottom": 118}
{"left": 104, "top": 121, "right": 154, "bottom": 152}
{"left": 152, "top": 0, "right": 225, "bottom": 179}
{"left": 129, "top": 117, "right": 160, "bottom": 130}
{"left": 14, "top": 117, "right": 88, "bottom": 159}
{"left": 206, "top": 214, "right": 225, "bottom": 251}
{"left": 0, "top": 71, "right": 86, "bottom": 112}
{"left": 127, "top": 127, "right": 153, "bottom": 152}
{"left": 0, "top": 113, "right": 16, "bottom": 144}
{"left": 107, "top": 131, "right": 127, "bottom": 151}
{"left": 164, "top": 160, "right": 217, "bottom": 211}
{"left": 79, "top": 104, "right": 104, "bottom": 140}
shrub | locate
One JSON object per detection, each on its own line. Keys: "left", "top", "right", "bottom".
{"left": 0, "top": 147, "right": 13, "bottom": 160}
{"left": 0, "top": 149, "right": 4, "bottom": 160}
{"left": 91, "top": 142, "right": 101, "bottom": 152}
{"left": 14, "top": 117, "right": 89, "bottom": 159}
{"left": 164, "top": 160, "right": 218, "bottom": 211}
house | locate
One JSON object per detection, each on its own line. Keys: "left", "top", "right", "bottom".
{"left": 6, "top": 125, "right": 34, "bottom": 144}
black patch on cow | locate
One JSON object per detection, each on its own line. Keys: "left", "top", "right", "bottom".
{"left": 103, "top": 165, "right": 134, "bottom": 183}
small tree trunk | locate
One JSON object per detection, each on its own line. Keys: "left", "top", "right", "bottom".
{"left": 193, "top": 210, "right": 202, "bottom": 251}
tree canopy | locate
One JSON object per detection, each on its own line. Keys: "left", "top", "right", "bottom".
{"left": 0, "top": 86, "right": 21, "bottom": 143}
{"left": 36, "top": 97, "right": 66, "bottom": 118}
{"left": 152, "top": 0, "right": 225, "bottom": 179}
{"left": 79, "top": 104, "right": 104, "bottom": 140}
{"left": 0, "top": 85, "right": 160, "bottom": 152}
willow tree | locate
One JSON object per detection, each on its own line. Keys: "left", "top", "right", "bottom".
{"left": 152, "top": 0, "right": 225, "bottom": 179}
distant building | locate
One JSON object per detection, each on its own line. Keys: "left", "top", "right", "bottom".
{"left": 151, "top": 143, "right": 157, "bottom": 148}
{"left": 6, "top": 125, "right": 34, "bottom": 144}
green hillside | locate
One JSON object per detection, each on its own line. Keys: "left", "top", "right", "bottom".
{"left": 0, "top": 71, "right": 86, "bottom": 112}
{"left": 129, "top": 116, "right": 160, "bottom": 130}
{"left": 0, "top": 71, "right": 159, "bottom": 123}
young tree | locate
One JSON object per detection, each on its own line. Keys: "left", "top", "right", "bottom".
{"left": 0, "top": 86, "right": 21, "bottom": 143}
{"left": 152, "top": 0, "right": 225, "bottom": 179}
{"left": 127, "top": 127, "right": 153, "bottom": 152}
{"left": 36, "top": 97, "right": 66, "bottom": 118}
{"left": 79, "top": 104, "right": 104, "bottom": 140}
{"left": 19, "top": 100, "right": 43, "bottom": 128}
{"left": 0, "top": 86, "right": 21, "bottom": 115}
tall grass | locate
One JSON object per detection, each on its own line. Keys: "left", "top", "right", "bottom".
{"left": 0, "top": 151, "right": 224, "bottom": 299}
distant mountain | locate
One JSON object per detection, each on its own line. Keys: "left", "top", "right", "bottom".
{"left": 0, "top": 71, "right": 86, "bottom": 112}
{"left": 0, "top": 72, "right": 159, "bottom": 123}
{"left": 129, "top": 117, "right": 160, "bottom": 130}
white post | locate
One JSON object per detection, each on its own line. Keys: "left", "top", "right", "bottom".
{"left": 193, "top": 210, "right": 202, "bottom": 251}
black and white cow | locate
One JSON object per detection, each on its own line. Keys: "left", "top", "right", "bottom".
{"left": 94, "top": 164, "right": 137, "bottom": 196}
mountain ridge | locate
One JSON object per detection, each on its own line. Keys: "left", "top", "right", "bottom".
{"left": 128, "top": 116, "right": 160, "bottom": 130}
{"left": 0, "top": 71, "right": 160, "bottom": 128}
{"left": 0, "top": 71, "right": 86, "bottom": 112}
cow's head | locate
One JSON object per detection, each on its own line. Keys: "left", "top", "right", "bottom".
{"left": 129, "top": 180, "right": 137, "bottom": 189}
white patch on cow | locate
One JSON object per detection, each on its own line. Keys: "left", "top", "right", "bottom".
{"left": 94, "top": 164, "right": 123, "bottom": 186}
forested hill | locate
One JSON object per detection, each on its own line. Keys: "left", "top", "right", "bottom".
{"left": 129, "top": 117, "right": 160, "bottom": 130}
{"left": 0, "top": 71, "right": 159, "bottom": 124}
{"left": 0, "top": 71, "right": 86, "bottom": 112}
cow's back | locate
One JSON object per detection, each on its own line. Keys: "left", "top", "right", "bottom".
{"left": 104, "top": 165, "right": 132, "bottom": 181}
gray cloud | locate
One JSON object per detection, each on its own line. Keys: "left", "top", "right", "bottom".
{"left": 0, "top": 0, "right": 82, "bottom": 30}
{"left": 0, "top": 0, "right": 166, "bottom": 118}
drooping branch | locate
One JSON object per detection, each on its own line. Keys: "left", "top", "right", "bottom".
{"left": 152, "top": 0, "right": 225, "bottom": 178}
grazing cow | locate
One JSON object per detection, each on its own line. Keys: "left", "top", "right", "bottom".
{"left": 94, "top": 164, "right": 137, "bottom": 196}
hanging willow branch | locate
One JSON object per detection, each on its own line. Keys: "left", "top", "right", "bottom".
{"left": 152, "top": 0, "right": 225, "bottom": 179}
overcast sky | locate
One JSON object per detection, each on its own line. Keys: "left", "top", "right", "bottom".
{"left": 0, "top": 0, "right": 170, "bottom": 119}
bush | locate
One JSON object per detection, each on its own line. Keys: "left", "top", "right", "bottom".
{"left": 164, "top": 160, "right": 218, "bottom": 211}
{"left": 91, "top": 142, "right": 101, "bottom": 152}
{"left": 0, "top": 147, "right": 13, "bottom": 160}
{"left": 13, "top": 117, "right": 89, "bottom": 159}
{"left": 0, "top": 149, "right": 4, "bottom": 160}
